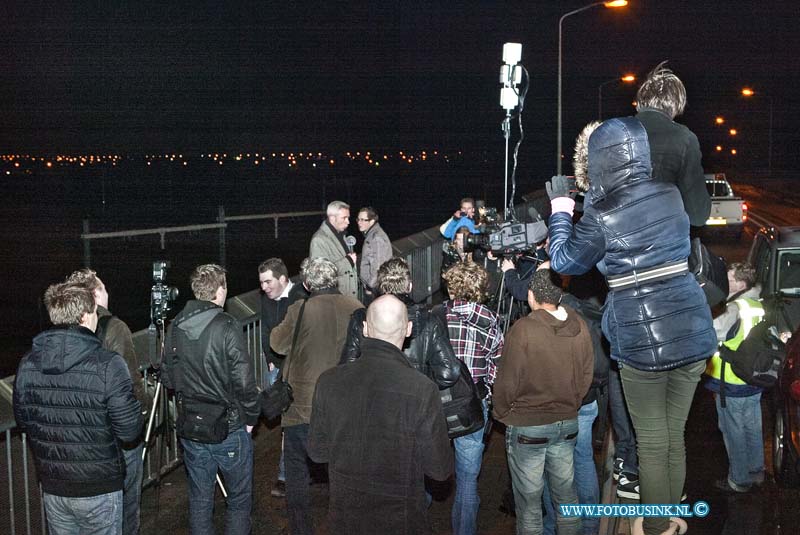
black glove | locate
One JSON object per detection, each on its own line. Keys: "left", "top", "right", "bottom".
{"left": 545, "top": 175, "right": 577, "bottom": 200}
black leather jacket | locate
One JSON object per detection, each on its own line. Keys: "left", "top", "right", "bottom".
{"left": 340, "top": 295, "right": 461, "bottom": 389}
{"left": 164, "top": 300, "right": 261, "bottom": 431}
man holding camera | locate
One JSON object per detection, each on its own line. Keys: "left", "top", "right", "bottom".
{"left": 14, "top": 282, "right": 142, "bottom": 535}
{"left": 440, "top": 197, "right": 479, "bottom": 239}
{"left": 162, "top": 264, "right": 261, "bottom": 535}
{"left": 67, "top": 269, "right": 147, "bottom": 535}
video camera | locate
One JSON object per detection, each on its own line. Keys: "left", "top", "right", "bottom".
{"left": 465, "top": 220, "right": 548, "bottom": 255}
{"left": 150, "top": 260, "right": 178, "bottom": 325}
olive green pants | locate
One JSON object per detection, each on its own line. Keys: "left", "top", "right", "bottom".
{"left": 620, "top": 360, "right": 705, "bottom": 535}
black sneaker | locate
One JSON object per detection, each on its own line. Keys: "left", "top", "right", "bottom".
{"left": 616, "top": 473, "right": 640, "bottom": 500}
{"left": 270, "top": 480, "right": 286, "bottom": 497}
{"left": 713, "top": 477, "right": 751, "bottom": 494}
{"left": 613, "top": 458, "right": 624, "bottom": 481}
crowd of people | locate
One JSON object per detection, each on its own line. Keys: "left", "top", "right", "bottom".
{"left": 12, "top": 61, "right": 796, "bottom": 535}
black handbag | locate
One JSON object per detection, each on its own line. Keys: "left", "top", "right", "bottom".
{"left": 176, "top": 393, "right": 230, "bottom": 444}
{"left": 261, "top": 300, "right": 306, "bottom": 420}
{"left": 688, "top": 237, "right": 729, "bottom": 307}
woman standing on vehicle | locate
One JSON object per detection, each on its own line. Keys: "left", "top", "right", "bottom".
{"left": 547, "top": 116, "right": 717, "bottom": 535}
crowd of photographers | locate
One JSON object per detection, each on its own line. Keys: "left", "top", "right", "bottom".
{"left": 12, "top": 60, "right": 797, "bottom": 535}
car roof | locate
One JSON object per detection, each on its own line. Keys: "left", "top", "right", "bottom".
{"left": 759, "top": 226, "right": 800, "bottom": 248}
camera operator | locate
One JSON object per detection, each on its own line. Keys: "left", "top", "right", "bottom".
{"left": 440, "top": 197, "right": 480, "bottom": 239}
{"left": 67, "top": 268, "right": 146, "bottom": 535}
{"left": 498, "top": 246, "right": 549, "bottom": 302}
{"left": 162, "top": 264, "right": 261, "bottom": 535}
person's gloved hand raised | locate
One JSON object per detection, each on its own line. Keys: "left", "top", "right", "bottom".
{"left": 546, "top": 175, "right": 577, "bottom": 216}
{"left": 545, "top": 175, "right": 577, "bottom": 200}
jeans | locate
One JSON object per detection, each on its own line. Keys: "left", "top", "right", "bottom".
{"left": 284, "top": 424, "right": 313, "bottom": 535}
{"left": 122, "top": 443, "right": 144, "bottom": 535}
{"left": 609, "top": 366, "right": 638, "bottom": 476}
{"left": 181, "top": 427, "right": 254, "bottom": 535}
{"left": 266, "top": 365, "right": 286, "bottom": 481}
{"left": 715, "top": 392, "right": 765, "bottom": 487}
{"left": 620, "top": 360, "right": 704, "bottom": 535}
{"left": 543, "top": 402, "right": 599, "bottom": 535}
{"left": 452, "top": 399, "right": 489, "bottom": 535}
{"left": 44, "top": 490, "right": 123, "bottom": 535}
{"left": 506, "top": 418, "right": 581, "bottom": 535}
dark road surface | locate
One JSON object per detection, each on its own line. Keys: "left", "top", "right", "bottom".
{"left": 137, "top": 218, "right": 800, "bottom": 535}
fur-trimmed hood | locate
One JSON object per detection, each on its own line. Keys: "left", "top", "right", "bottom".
{"left": 572, "top": 117, "right": 651, "bottom": 202}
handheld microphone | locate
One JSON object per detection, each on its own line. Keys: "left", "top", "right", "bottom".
{"left": 345, "top": 235, "right": 356, "bottom": 253}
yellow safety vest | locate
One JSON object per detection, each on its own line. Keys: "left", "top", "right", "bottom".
{"left": 706, "top": 298, "right": 765, "bottom": 385}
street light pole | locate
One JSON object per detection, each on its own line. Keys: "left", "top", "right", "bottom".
{"left": 557, "top": 1, "right": 628, "bottom": 174}
{"left": 598, "top": 75, "right": 635, "bottom": 120}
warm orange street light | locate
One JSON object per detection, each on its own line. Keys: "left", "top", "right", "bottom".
{"left": 716, "top": 145, "right": 723, "bottom": 152}
{"left": 729, "top": 128, "right": 738, "bottom": 136}
{"left": 557, "top": 0, "right": 629, "bottom": 173}
{"left": 715, "top": 116, "right": 725, "bottom": 125}
{"left": 598, "top": 74, "right": 637, "bottom": 119}
{"left": 741, "top": 88, "right": 755, "bottom": 97}
{"left": 731, "top": 149, "right": 737, "bottom": 155}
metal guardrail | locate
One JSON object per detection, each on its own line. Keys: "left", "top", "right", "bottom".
{"left": 1, "top": 217, "right": 447, "bottom": 534}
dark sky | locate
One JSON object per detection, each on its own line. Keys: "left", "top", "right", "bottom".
{"left": 2, "top": 1, "right": 798, "bottom": 173}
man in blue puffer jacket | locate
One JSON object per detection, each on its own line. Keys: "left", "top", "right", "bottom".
{"left": 14, "top": 281, "right": 142, "bottom": 535}
{"left": 547, "top": 116, "right": 716, "bottom": 535}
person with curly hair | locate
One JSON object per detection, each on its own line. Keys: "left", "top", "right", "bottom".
{"left": 435, "top": 261, "right": 503, "bottom": 535}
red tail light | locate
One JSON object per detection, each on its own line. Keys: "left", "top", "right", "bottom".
{"left": 741, "top": 202, "right": 748, "bottom": 211}
{"left": 791, "top": 380, "right": 800, "bottom": 402}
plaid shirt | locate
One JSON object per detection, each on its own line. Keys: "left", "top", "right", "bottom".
{"left": 444, "top": 299, "right": 504, "bottom": 384}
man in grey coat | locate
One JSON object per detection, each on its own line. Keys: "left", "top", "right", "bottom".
{"left": 309, "top": 200, "right": 359, "bottom": 298}
{"left": 356, "top": 206, "right": 392, "bottom": 303}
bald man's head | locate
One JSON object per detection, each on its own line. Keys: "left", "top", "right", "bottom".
{"left": 364, "top": 294, "right": 411, "bottom": 349}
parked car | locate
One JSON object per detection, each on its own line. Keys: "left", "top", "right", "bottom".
{"left": 705, "top": 173, "right": 747, "bottom": 238}
{"left": 748, "top": 225, "right": 800, "bottom": 486}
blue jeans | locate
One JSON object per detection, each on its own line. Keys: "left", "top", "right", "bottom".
{"left": 506, "top": 418, "right": 581, "bottom": 535}
{"left": 284, "top": 424, "right": 313, "bottom": 535}
{"left": 543, "top": 402, "right": 599, "bottom": 535}
{"left": 181, "top": 427, "right": 254, "bottom": 535}
{"left": 609, "top": 367, "right": 638, "bottom": 476}
{"left": 266, "top": 365, "right": 286, "bottom": 481}
{"left": 44, "top": 490, "right": 123, "bottom": 535}
{"left": 452, "top": 399, "right": 489, "bottom": 535}
{"left": 715, "top": 392, "right": 765, "bottom": 487}
{"left": 122, "top": 443, "right": 144, "bottom": 535}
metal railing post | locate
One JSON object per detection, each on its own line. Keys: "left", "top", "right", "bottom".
{"left": 218, "top": 206, "right": 226, "bottom": 267}
{"left": 83, "top": 219, "right": 91, "bottom": 268}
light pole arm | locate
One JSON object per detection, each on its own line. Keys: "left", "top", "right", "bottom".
{"left": 557, "top": 1, "right": 606, "bottom": 174}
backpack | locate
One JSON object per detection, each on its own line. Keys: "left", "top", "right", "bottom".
{"left": 719, "top": 319, "right": 786, "bottom": 389}
{"left": 430, "top": 304, "right": 486, "bottom": 439}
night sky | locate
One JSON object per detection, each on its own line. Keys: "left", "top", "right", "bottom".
{"left": 2, "top": 1, "right": 799, "bottom": 177}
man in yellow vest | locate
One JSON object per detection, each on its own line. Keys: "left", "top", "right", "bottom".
{"left": 705, "top": 262, "right": 765, "bottom": 493}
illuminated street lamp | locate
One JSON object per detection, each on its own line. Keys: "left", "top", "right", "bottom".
{"left": 715, "top": 116, "right": 725, "bottom": 125}
{"left": 716, "top": 145, "right": 723, "bottom": 152}
{"left": 557, "top": 0, "right": 629, "bottom": 174}
{"left": 598, "top": 74, "right": 636, "bottom": 119}
{"left": 741, "top": 87, "right": 774, "bottom": 176}
{"left": 729, "top": 128, "right": 738, "bottom": 136}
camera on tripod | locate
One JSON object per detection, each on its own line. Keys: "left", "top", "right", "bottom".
{"left": 465, "top": 220, "right": 548, "bottom": 256}
{"left": 150, "top": 261, "right": 178, "bottom": 325}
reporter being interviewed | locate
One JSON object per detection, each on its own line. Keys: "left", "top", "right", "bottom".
{"left": 546, "top": 118, "right": 716, "bottom": 535}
